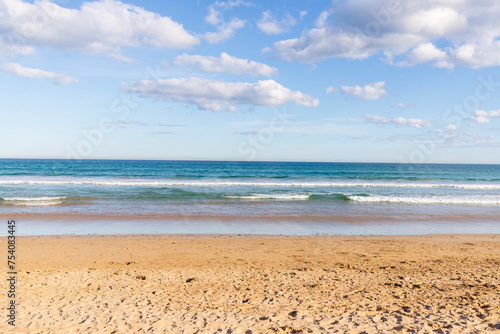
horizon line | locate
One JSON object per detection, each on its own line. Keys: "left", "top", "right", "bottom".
{"left": 0, "top": 158, "right": 498, "bottom": 166}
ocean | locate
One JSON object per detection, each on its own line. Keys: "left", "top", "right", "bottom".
{"left": 1, "top": 159, "right": 500, "bottom": 235}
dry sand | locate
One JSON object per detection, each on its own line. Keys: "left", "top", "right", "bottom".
{"left": 1, "top": 234, "right": 500, "bottom": 333}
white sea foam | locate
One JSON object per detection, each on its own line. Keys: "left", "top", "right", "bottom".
{"left": 1, "top": 178, "right": 500, "bottom": 189}
{"left": 349, "top": 194, "right": 500, "bottom": 205}
{"left": 10, "top": 201, "right": 63, "bottom": 206}
{"left": 1, "top": 196, "right": 66, "bottom": 206}
{"left": 225, "top": 194, "right": 310, "bottom": 200}
{"left": 3, "top": 196, "right": 66, "bottom": 201}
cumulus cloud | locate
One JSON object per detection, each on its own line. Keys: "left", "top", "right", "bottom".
{"left": 257, "top": 11, "right": 297, "bottom": 35}
{"left": 204, "top": 18, "right": 246, "bottom": 43}
{"left": 173, "top": 52, "right": 277, "bottom": 76}
{"left": 0, "top": 62, "right": 77, "bottom": 84}
{"left": 471, "top": 116, "right": 490, "bottom": 124}
{"left": 444, "top": 124, "right": 457, "bottom": 130}
{"left": 205, "top": 5, "right": 222, "bottom": 25}
{"left": 0, "top": 0, "right": 199, "bottom": 61}
{"left": 400, "top": 43, "right": 454, "bottom": 69}
{"left": 341, "top": 82, "right": 387, "bottom": 100}
{"left": 267, "top": 0, "right": 500, "bottom": 68}
{"left": 393, "top": 102, "right": 408, "bottom": 108}
{"left": 123, "top": 78, "right": 319, "bottom": 112}
{"left": 365, "top": 115, "right": 431, "bottom": 128}
{"left": 203, "top": 1, "right": 250, "bottom": 43}
{"left": 471, "top": 109, "right": 500, "bottom": 124}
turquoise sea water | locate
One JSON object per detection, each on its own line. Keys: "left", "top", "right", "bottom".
{"left": 1, "top": 159, "right": 499, "bottom": 235}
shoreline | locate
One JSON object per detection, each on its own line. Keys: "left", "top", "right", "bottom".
{"left": 2, "top": 234, "right": 499, "bottom": 333}
{"left": 3, "top": 214, "right": 500, "bottom": 236}
{"left": 2, "top": 211, "right": 500, "bottom": 222}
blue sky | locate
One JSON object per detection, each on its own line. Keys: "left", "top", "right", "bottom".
{"left": 2, "top": 0, "right": 500, "bottom": 163}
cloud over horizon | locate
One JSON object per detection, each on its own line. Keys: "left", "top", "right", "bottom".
{"left": 365, "top": 115, "right": 431, "bottom": 128}
{"left": 471, "top": 109, "right": 500, "bottom": 124}
{"left": 123, "top": 78, "right": 319, "bottom": 112}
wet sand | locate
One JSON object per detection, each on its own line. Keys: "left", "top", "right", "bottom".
{"left": 2, "top": 212, "right": 500, "bottom": 224}
{"left": 4, "top": 213, "right": 500, "bottom": 236}
{"left": 1, "top": 234, "right": 500, "bottom": 333}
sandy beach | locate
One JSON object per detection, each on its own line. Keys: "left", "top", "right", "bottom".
{"left": 2, "top": 234, "right": 500, "bottom": 333}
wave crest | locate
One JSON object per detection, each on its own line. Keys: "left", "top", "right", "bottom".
{"left": 349, "top": 194, "right": 500, "bottom": 205}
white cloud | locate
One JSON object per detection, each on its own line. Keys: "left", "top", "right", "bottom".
{"left": 393, "top": 103, "right": 407, "bottom": 108}
{"left": 400, "top": 43, "right": 454, "bottom": 69}
{"left": 315, "top": 11, "right": 329, "bottom": 28}
{"left": 0, "top": 62, "right": 77, "bottom": 84}
{"left": 0, "top": 0, "right": 199, "bottom": 61}
{"left": 203, "top": 0, "right": 250, "bottom": 43}
{"left": 365, "top": 115, "right": 431, "bottom": 128}
{"left": 341, "top": 82, "right": 387, "bottom": 100}
{"left": 435, "top": 129, "right": 499, "bottom": 147}
{"left": 257, "top": 11, "right": 296, "bottom": 35}
{"left": 174, "top": 52, "right": 277, "bottom": 76}
{"left": 444, "top": 124, "right": 457, "bottom": 130}
{"left": 452, "top": 42, "right": 500, "bottom": 68}
{"left": 123, "top": 78, "right": 319, "bottom": 112}
{"left": 205, "top": 5, "right": 222, "bottom": 25}
{"left": 325, "top": 86, "right": 337, "bottom": 94}
{"left": 403, "top": 7, "right": 467, "bottom": 37}
{"left": 204, "top": 18, "right": 246, "bottom": 43}
{"left": 269, "top": 26, "right": 373, "bottom": 62}
{"left": 471, "top": 109, "right": 500, "bottom": 124}
{"left": 384, "top": 128, "right": 500, "bottom": 147}
{"left": 268, "top": 1, "right": 500, "bottom": 68}
{"left": 215, "top": 0, "right": 252, "bottom": 9}
{"left": 476, "top": 109, "right": 500, "bottom": 117}
{"left": 471, "top": 116, "right": 490, "bottom": 124}
{"left": 299, "top": 11, "right": 307, "bottom": 20}
{"left": 0, "top": 38, "right": 35, "bottom": 57}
